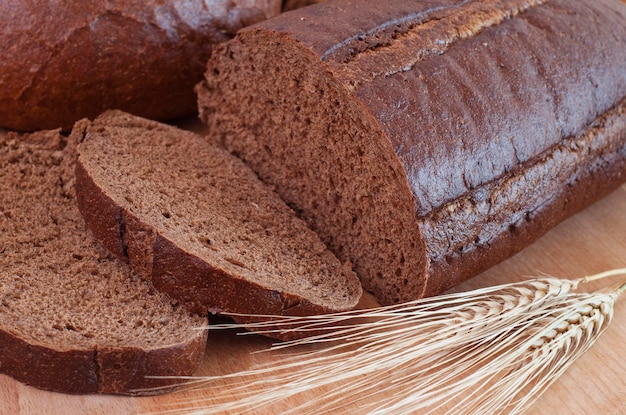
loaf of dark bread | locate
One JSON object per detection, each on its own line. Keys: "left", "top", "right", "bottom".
{"left": 0, "top": 0, "right": 281, "bottom": 132}
{"left": 74, "top": 111, "right": 362, "bottom": 323}
{"left": 0, "top": 127, "right": 207, "bottom": 394}
{"left": 197, "top": 0, "right": 626, "bottom": 305}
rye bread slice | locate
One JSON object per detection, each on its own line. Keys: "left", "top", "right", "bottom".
{"left": 0, "top": 126, "right": 207, "bottom": 395}
{"left": 74, "top": 111, "right": 362, "bottom": 322}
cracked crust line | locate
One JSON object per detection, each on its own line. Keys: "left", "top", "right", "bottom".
{"left": 420, "top": 96, "right": 626, "bottom": 263}
{"left": 119, "top": 209, "right": 129, "bottom": 260}
{"left": 93, "top": 347, "right": 101, "bottom": 394}
{"left": 320, "top": 2, "right": 461, "bottom": 62}
{"left": 326, "top": 0, "right": 547, "bottom": 89}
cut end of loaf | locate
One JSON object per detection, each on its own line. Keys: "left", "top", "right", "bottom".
{"left": 75, "top": 110, "right": 362, "bottom": 319}
{"left": 0, "top": 127, "right": 207, "bottom": 395}
{"left": 197, "top": 29, "right": 429, "bottom": 305}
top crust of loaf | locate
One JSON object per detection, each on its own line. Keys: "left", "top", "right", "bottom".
{"left": 246, "top": 0, "right": 626, "bottom": 214}
{"left": 75, "top": 111, "right": 362, "bottom": 321}
{"left": 0, "top": 126, "right": 207, "bottom": 395}
{"left": 197, "top": 0, "right": 626, "bottom": 304}
{"left": 0, "top": 0, "right": 281, "bottom": 131}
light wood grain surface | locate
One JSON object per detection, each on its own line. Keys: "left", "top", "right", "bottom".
{"left": 1, "top": 121, "right": 625, "bottom": 414}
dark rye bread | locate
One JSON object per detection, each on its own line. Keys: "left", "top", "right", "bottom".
{"left": 0, "top": 127, "right": 207, "bottom": 395}
{"left": 197, "top": 0, "right": 626, "bottom": 304}
{"left": 74, "top": 111, "right": 362, "bottom": 322}
{"left": 0, "top": 0, "right": 281, "bottom": 131}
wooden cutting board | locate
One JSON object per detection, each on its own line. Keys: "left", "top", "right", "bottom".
{"left": 1, "top": 123, "right": 625, "bottom": 414}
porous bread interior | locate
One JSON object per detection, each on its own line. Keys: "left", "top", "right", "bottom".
{"left": 199, "top": 32, "right": 428, "bottom": 304}
{"left": 78, "top": 113, "right": 361, "bottom": 310}
{"left": 0, "top": 130, "right": 205, "bottom": 350}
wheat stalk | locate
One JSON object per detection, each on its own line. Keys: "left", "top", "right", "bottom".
{"left": 144, "top": 268, "right": 626, "bottom": 415}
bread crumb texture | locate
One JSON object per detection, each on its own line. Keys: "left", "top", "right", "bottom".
{"left": 0, "top": 128, "right": 206, "bottom": 394}
{"left": 76, "top": 111, "right": 362, "bottom": 318}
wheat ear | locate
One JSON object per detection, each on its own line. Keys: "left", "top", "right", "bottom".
{"left": 144, "top": 269, "right": 626, "bottom": 415}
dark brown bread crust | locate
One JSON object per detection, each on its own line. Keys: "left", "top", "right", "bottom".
{"left": 197, "top": 0, "right": 626, "bottom": 304}
{"left": 0, "top": 329, "right": 97, "bottom": 394}
{"left": 0, "top": 0, "right": 281, "bottom": 131}
{"left": 0, "top": 127, "right": 207, "bottom": 395}
{"left": 0, "top": 329, "right": 208, "bottom": 395}
{"left": 74, "top": 111, "right": 362, "bottom": 323}
{"left": 283, "top": 0, "right": 327, "bottom": 11}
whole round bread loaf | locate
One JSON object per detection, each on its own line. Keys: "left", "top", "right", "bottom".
{"left": 0, "top": 0, "right": 281, "bottom": 132}
{"left": 197, "top": 0, "right": 626, "bottom": 305}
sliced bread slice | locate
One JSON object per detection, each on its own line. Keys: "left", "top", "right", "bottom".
{"left": 0, "top": 126, "right": 207, "bottom": 395}
{"left": 74, "top": 111, "right": 362, "bottom": 323}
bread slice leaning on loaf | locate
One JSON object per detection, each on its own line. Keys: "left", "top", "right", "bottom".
{"left": 0, "top": 127, "right": 207, "bottom": 395}
{"left": 197, "top": 0, "right": 626, "bottom": 305}
{"left": 74, "top": 111, "right": 362, "bottom": 325}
